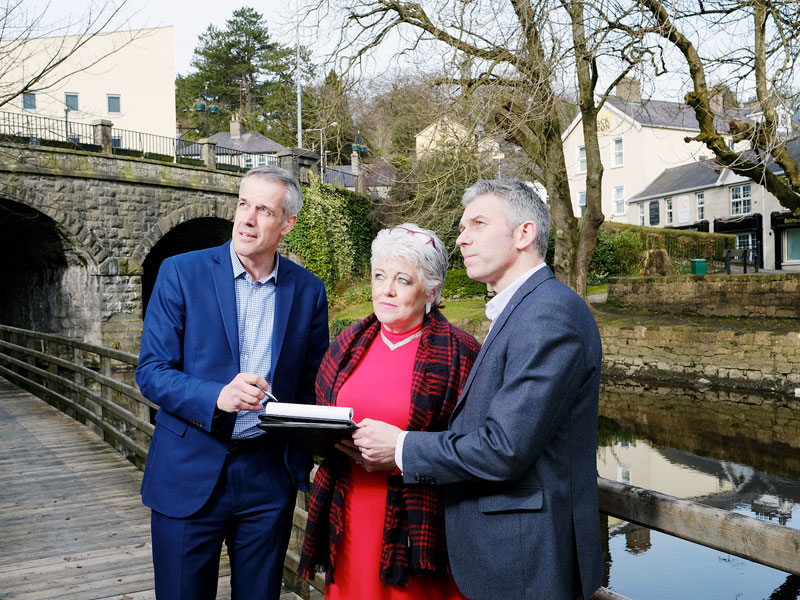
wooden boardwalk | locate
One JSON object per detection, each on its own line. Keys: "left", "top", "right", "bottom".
{"left": 0, "top": 377, "right": 303, "bottom": 600}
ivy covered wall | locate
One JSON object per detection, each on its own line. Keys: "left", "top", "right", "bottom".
{"left": 285, "top": 177, "right": 376, "bottom": 293}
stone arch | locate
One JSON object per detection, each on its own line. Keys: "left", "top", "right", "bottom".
{"left": 134, "top": 204, "right": 235, "bottom": 315}
{"left": 0, "top": 195, "right": 101, "bottom": 338}
{"left": 0, "top": 178, "right": 103, "bottom": 270}
{"left": 130, "top": 199, "right": 236, "bottom": 269}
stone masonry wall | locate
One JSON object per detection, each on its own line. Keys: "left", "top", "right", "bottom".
{"left": 600, "top": 323, "right": 800, "bottom": 395}
{"left": 0, "top": 144, "right": 241, "bottom": 352}
{"left": 607, "top": 273, "right": 800, "bottom": 319}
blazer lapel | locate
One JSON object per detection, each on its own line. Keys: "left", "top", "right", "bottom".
{"left": 270, "top": 254, "right": 294, "bottom": 382}
{"left": 453, "top": 266, "right": 555, "bottom": 415}
{"left": 213, "top": 242, "right": 239, "bottom": 362}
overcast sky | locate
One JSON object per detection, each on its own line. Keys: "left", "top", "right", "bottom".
{"left": 45, "top": 0, "right": 327, "bottom": 77}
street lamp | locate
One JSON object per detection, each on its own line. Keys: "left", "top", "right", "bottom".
{"left": 194, "top": 84, "right": 219, "bottom": 137}
{"left": 304, "top": 121, "right": 337, "bottom": 172}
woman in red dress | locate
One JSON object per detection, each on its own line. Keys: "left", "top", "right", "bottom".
{"left": 299, "top": 224, "right": 480, "bottom": 599}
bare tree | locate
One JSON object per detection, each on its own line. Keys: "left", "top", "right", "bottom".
{"left": 632, "top": 0, "right": 800, "bottom": 212}
{"left": 0, "top": 0, "right": 137, "bottom": 110}
{"left": 304, "top": 0, "right": 646, "bottom": 296}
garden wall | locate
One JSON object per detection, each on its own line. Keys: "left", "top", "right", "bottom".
{"left": 607, "top": 273, "right": 800, "bottom": 319}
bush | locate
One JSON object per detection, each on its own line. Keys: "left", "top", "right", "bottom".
{"left": 587, "top": 227, "right": 644, "bottom": 284}
{"left": 442, "top": 268, "right": 487, "bottom": 299}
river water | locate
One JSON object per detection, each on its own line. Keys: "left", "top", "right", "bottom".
{"left": 598, "top": 380, "right": 800, "bottom": 600}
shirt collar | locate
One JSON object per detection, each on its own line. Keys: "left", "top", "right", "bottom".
{"left": 229, "top": 242, "right": 279, "bottom": 284}
{"left": 485, "top": 263, "right": 547, "bottom": 324}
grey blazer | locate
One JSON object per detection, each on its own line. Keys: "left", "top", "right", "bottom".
{"left": 402, "top": 266, "right": 603, "bottom": 600}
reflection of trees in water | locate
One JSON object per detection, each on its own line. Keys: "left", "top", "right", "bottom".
{"left": 599, "top": 380, "right": 800, "bottom": 479}
{"left": 768, "top": 575, "right": 800, "bottom": 600}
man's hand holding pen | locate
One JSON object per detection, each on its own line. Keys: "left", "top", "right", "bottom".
{"left": 217, "top": 372, "right": 272, "bottom": 412}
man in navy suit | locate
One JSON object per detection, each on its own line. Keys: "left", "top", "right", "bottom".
{"left": 354, "top": 180, "right": 603, "bottom": 599}
{"left": 136, "top": 166, "right": 328, "bottom": 599}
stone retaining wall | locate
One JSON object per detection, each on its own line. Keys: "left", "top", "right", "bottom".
{"left": 600, "top": 323, "right": 800, "bottom": 395}
{"left": 607, "top": 273, "right": 800, "bottom": 319}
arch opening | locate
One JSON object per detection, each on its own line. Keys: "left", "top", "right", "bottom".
{"left": 142, "top": 217, "right": 232, "bottom": 315}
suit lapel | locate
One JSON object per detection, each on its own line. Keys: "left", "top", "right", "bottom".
{"left": 270, "top": 254, "right": 294, "bottom": 382}
{"left": 213, "top": 242, "right": 240, "bottom": 362}
{"left": 453, "top": 266, "right": 555, "bottom": 416}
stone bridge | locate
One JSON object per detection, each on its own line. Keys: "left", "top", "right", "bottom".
{"left": 0, "top": 143, "right": 244, "bottom": 353}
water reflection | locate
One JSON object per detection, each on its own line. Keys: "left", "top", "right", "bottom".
{"left": 598, "top": 380, "right": 800, "bottom": 600}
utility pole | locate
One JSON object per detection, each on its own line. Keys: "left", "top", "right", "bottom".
{"left": 296, "top": 24, "right": 302, "bottom": 148}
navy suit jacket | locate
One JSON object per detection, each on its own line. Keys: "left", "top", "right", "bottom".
{"left": 136, "top": 241, "right": 329, "bottom": 518}
{"left": 402, "top": 266, "right": 603, "bottom": 600}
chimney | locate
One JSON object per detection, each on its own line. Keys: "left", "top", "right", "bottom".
{"left": 351, "top": 151, "right": 365, "bottom": 193}
{"left": 230, "top": 112, "right": 244, "bottom": 139}
{"left": 615, "top": 77, "right": 641, "bottom": 104}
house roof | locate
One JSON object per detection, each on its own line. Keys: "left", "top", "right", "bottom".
{"left": 629, "top": 159, "right": 723, "bottom": 202}
{"left": 604, "top": 95, "right": 749, "bottom": 133}
{"left": 630, "top": 140, "right": 800, "bottom": 202}
{"left": 210, "top": 130, "right": 285, "bottom": 154}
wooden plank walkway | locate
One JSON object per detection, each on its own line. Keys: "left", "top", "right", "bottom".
{"left": 0, "top": 377, "right": 302, "bottom": 600}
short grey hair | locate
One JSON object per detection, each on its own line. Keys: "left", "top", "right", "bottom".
{"left": 240, "top": 165, "right": 304, "bottom": 219}
{"left": 462, "top": 180, "right": 550, "bottom": 259}
{"left": 370, "top": 223, "right": 449, "bottom": 307}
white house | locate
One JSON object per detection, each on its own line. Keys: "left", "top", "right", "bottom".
{"left": 627, "top": 147, "right": 800, "bottom": 271}
{"left": 4, "top": 27, "right": 175, "bottom": 142}
{"left": 561, "top": 78, "right": 748, "bottom": 221}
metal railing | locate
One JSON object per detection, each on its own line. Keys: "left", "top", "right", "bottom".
{"left": 110, "top": 126, "right": 178, "bottom": 158}
{"left": 0, "top": 111, "right": 288, "bottom": 172}
{"left": 0, "top": 110, "right": 95, "bottom": 148}
{"left": 1, "top": 323, "right": 797, "bottom": 600}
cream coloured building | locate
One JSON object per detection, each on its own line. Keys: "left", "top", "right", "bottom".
{"left": 627, "top": 151, "right": 800, "bottom": 272}
{"left": 561, "top": 78, "right": 743, "bottom": 222}
{"left": 5, "top": 27, "right": 175, "bottom": 141}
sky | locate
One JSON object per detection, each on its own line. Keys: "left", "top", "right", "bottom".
{"left": 41, "top": 0, "right": 329, "bottom": 77}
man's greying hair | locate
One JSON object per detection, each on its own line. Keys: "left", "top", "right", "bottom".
{"left": 462, "top": 180, "right": 550, "bottom": 259}
{"left": 240, "top": 165, "right": 304, "bottom": 219}
{"left": 370, "top": 223, "right": 449, "bottom": 307}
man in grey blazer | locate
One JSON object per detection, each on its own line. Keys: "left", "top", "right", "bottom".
{"left": 353, "top": 179, "right": 603, "bottom": 600}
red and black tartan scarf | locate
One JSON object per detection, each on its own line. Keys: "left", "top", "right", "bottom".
{"left": 298, "top": 307, "right": 479, "bottom": 587}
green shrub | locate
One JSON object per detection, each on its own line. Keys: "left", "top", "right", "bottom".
{"left": 177, "top": 156, "right": 204, "bottom": 167}
{"left": 329, "top": 318, "right": 359, "bottom": 340}
{"left": 285, "top": 176, "right": 375, "bottom": 294}
{"left": 442, "top": 268, "right": 487, "bottom": 299}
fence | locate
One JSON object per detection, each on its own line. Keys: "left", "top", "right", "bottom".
{"left": 0, "top": 110, "right": 95, "bottom": 149}
{"left": 0, "top": 110, "right": 290, "bottom": 172}
{"left": 1, "top": 323, "right": 798, "bottom": 600}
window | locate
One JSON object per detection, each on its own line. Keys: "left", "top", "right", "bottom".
{"left": 617, "top": 466, "right": 631, "bottom": 484}
{"left": 737, "top": 233, "right": 756, "bottom": 250}
{"left": 696, "top": 192, "right": 705, "bottom": 220}
{"left": 257, "top": 154, "right": 266, "bottom": 166}
{"left": 613, "top": 137, "right": 623, "bottom": 167}
{"left": 665, "top": 197, "right": 673, "bottom": 224}
{"left": 65, "top": 93, "right": 79, "bottom": 111}
{"left": 639, "top": 203, "right": 645, "bottom": 226}
{"left": 613, "top": 186, "right": 625, "bottom": 215}
{"left": 22, "top": 92, "right": 36, "bottom": 110}
{"left": 111, "top": 136, "right": 122, "bottom": 148}
{"left": 785, "top": 229, "right": 800, "bottom": 262}
{"left": 107, "top": 95, "right": 121, "bottom": 113}
{"left": 578, "top": 191, "right": 586, "bottom": 217}
{"left": 577, "top": 145, "right": 586, "bottom": 173}
{"left": 244, "top": 155, "right": 253, "bottom": 169}
{"left": 730, "top": 184, "right": 751, "bottom": 215}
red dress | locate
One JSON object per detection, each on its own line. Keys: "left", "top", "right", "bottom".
{"left": 324, "top": 323, "right": 465, "bottom": 600}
